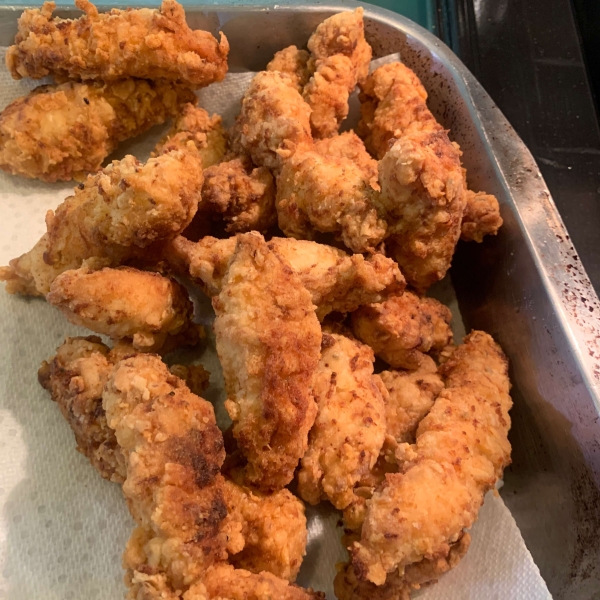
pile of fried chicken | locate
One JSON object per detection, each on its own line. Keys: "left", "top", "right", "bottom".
{"left": 0, "top": 2, "right": 512, "bottom": 599}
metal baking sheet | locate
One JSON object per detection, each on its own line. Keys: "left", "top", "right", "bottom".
{"left": 1, "top": 2, "right": 600, "bottom": 599}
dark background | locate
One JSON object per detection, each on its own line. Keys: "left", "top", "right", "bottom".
{"left": 436, "top": 0, "right": 600, "bottom": 292}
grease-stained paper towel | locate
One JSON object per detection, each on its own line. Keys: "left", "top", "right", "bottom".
{"left": 0, "top": 50, "right": 551, "bottom": 600}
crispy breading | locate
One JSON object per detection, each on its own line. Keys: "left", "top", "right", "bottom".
{"left": 229, "top": 71, "right": 312, "bottom": 172}
{"left": 0, "top": 148, "right": 202, "bottom": 297}
{"left": 297, "top": 331, "right": 387, "bottom": 509}
{"left": 267, "top": 45, "right": 312, "bottom": 92}
{"left": 47, "top": 266, "right": 198, "bottom": 351}
{"left": 223, "top": 479, "right": 307, "bottom": 581}
{"left": 0, "top": 79, "right": 194, "bottom": 182}
{"left": 379, "top": 356, "right": 444, "bottom": 444}
{"left": 378, "top": 130, "right": 466, "bottom": 290}
{"left": 212, "top": 233, "right": 321, "bottom": 490}
{"left": 276, "top": 150, "right": 387, "bottom": 253}
{"left": 164, "top": 236, "right": 404, "bottom": 319}
{"left": 153, "top": 103, "right": 227, "bottom": 169}
{"left": 314, "top": 131, "right": 379, "bottom": 189}
{"left": 334, "top": 534, "right": 471, "bottom": 600}
{"left": 351, "top": 292, "right": 453, "bottom": 370}
{"left": 461, "top": 189, "right": 503, "bottom": 242}
{"left": 202, "top": 156, "right": 276, "bottom": 233}
{"left": 104, "top": 355, "right": 230, "bottom": 591}
{"left": 37, "top": 336, "right": 127, "bottom": 483}
{"left": 351, "top": 331, "right": 512, "bottom": 585}
{"left": 6, "top": 0, "right": 229, "bottom": 87}
{"left": 168, "top": 364, "right": 211, "bottom": 397}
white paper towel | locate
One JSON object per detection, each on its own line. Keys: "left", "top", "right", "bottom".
{"left": 0, "top": 49, "right": 552, "bottom": 600}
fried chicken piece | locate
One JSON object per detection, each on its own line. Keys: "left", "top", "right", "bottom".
{"left": 47, "top": 266, "right": 198, "bottom": 351}
{"left": 223, "top": 479, "right": 307, "bottom": 581}
{"left": 213, "top": 233, "right": 321, "bottom": 490}
{"left": 230, "top": 71, "right": 312, "bottom": 172}
{"left": 277, "top": 150, "right": 387, "bottom": 253}
{"left": 104, "top": 355, "right": 230, "bottom": 591}
{"left": 297, "top": 331, "right": 387, "bottom": 509}
{"left": 38, "top": 336, "right": 127, "bottom": 482}
{"left": 351, "top": 292, "right": 452, "bottom": 370}
{"left": 0, "top": 148, "right": 201, "bottom": 297}
{"left": 350, "top": 331, "right": 512, "bottom": 585}
{"left": 7, "top": 0, "right": 229, "bottom": 87}
{"left": 168, "top": 364, "right": 211, "bottom": 397}
{"left": 201, "top": 156, "right": 276, "bottom": 233}
{"left": 267, "top": 46, "right": 312, "bottom": 92}
{"left": 314, "top": 131, "right": 379, "bottom": 189}
{"left": 378, "top": 131, "right": 466, "bottom": 290}
{"left": 461, "top": 189, "right": 503, "bottom": 242}
{"left": 165, "top": 236, "right": 404, "bottom": 319}
{"left": 334, "top": 533, "right": 471, "bottom": 600}
{"left": 0, "top": 79, "right": 195, "bottom": 182}
{"left": 153, "top": 103, "right": 227, "bottom": 169}
{"left": 379, "top": 357, "right": 444, "bottom": 444}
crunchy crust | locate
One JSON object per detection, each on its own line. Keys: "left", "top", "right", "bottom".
{"left": 267, "top": 45, "right": 312, "bottom": 92}
{"left": 461, "top": 189, "right": 503, "bottom": 242}
{"left": 6, "top": 0, "right": 229, "bottom": 86}
{"left": 212, "top": 233, "right": 321, "bottom": 490}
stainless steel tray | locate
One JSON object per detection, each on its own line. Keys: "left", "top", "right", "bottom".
{"left": 1, "top": 2, "right": 600, "bottom": 598}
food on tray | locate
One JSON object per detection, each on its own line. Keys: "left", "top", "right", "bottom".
{"left": 0, "top": 3, "right": 513, "bottom": 599}
{"left": 213, "top": 233, "right": 322, "bottom": 491}
{"left": 47, "top": 266, "right": 200, "bottom": 351}
{"left": 0, "top": 148, "right": 202, "bottom": 296}
{"left": 6, "top": 0, "right": 229, "bottom": 86}
{"left": 0, "top": 79, "right": 195, "bottom": 181}
{"left": 351, "top": 291, "right": 453, "bottom": 370}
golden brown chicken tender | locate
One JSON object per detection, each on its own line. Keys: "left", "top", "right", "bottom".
{"left": 104, "top": 355, "right": 230, "bottom": 591}
{"left": 267, "top": 45, "right": 312, "bottom": 92}
{"left": 201, "top": 156, "right": 276, "bottom": 233}
{"left": 0, "top": 148, "right": 202, "bottom": 297}
{"left": 230, "top": 71, "right": 312, "bottom": 171}
{"left": 0, "top": 79, "right": 195, "bottom": 182}
{"left": 165, "top": 235, "right": 404, "bottom": 319}
{"left": 153, "top": 103, "right": 227, "bottom": 169}
{"left": 350, "top": 331, "right": 512, "bottom": 585}
{"left": 378, "top": 130, "right": 466, "bottom": 290}
{"left": 223, "top": 479, "right": 307, "bottom": 581}
{"left": 213, "top": 233, "right": 321, "bottom": 491}
{"left": 297, "top": 331, "right": 387, "bottom": 510}
{"left": 6, "top": 0, "right": 229, "bottom": 87}
{"left": 47, "top": 266, "right": 198, "bottom": 351}
{"left": 461, "top": 189, "right": 503, "bottom": 242}
{"left": 351, "top": 292, "right": 453, "bottom": 370}
{"left": 277, "top": 150, "right": 387, "bottom": 253}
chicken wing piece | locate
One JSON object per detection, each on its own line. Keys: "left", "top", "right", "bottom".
{"left": 47, "top": 266, "right": 199, "bottom": 351}
{"left": 267, "top": 45, "right": 312, "bottom": 92}
{"left": 379, "top": 356, "right": 444, "bottom": 445}
{"left": 201, "top": 156, "right": 276, "bottom": 233}
{"left": 0, "top": 79, "right": 195, "bottom": 182}
{"left": 223, "top": 479, "right": 307, "bottom": 581}
{"left": 334, "top": 533, "right": 470, "bottom": 600}
{"left": 7, "top": 0, "right": 229, "bottom": 87}
{"left": 378, "top": 131, "right": 466, "bottom": 291}
{"left": 297, "top": 331, "right": 387, "bottom": 510}
{"left": 314, "top": 131, "right": 379, "bottom": 189}
{"left": 229, "top": 71, "right": 312, "bottom": 172}
{"left": 104, "top": 354, "right": 230, "bottom": 590}
{"left": 37, "top": 336, "right": 127, "bottom": 483}
{"left": 350, "top": 331, "right": 512, "bottom": 585}
{"left": 0, "top": 147, "right": 202, "bottom": 297}
{"left": 351, "top": 291, "right": 452, "bottom": 370}
{"left": 165, "top": 235, "right": 404, "bottom": 319}
{"left": 303, "top": 9, "right": 372, "bottom": 138}
{"left": 277, "top": 150, "right": 387, "bottom": 253}
{"left": 461, "top": 189, "right": 503, "bottom": 242}
{"left": 213, "top": 232, "right": 321, "bottom": 490}
{"left": 153, "top": 103, "right": 227, "bottom": 169}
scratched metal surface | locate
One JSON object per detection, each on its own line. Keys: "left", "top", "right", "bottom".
{"left": 1, "top": 2, "right": 600, "bottom": 598}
